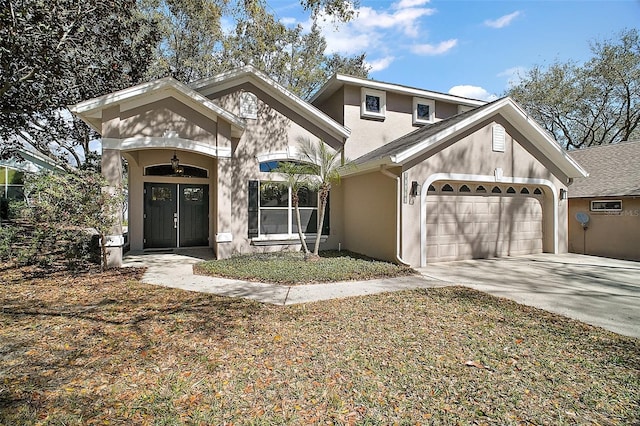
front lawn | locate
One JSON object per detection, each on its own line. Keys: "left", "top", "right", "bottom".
{"left": 194, "top": 250, "right": 416, "bottom": 284}
{"left": 0, "top": 266, "right": 638, "bottom": 425}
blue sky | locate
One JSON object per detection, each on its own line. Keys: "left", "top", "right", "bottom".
{"left": 266, "top": 0, "right": 640, "bottom": 100}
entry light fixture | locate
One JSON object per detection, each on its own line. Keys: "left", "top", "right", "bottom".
{"left": 171, "top": 151, "right": 180, "bottom": 170}
{"left": 559, "top": 188, "right": 568, "bottom": 200}
{"left": 170, "top": 151, "right": 184, "bottom": 175}
{"left": 410, "top": 181, "right": 420, "bottom": 197}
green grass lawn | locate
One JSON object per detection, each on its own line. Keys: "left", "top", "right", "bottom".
{"left": 0, "top": 266, "right": 638, "bottom": 425}
{"left": 194, "top": 250, "right": 416, "bottom": 284}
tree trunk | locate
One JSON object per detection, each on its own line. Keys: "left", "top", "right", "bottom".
{"left": 313, "top": 184, "right": 329, "bottom": 256}
{"left": 292, "top": 196, "right": 310, "bottom": 255}
{"left": 100, "top": 232, "right": 108, "bottom": 272}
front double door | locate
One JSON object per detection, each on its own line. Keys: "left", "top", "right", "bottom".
{"left": 144, "top": 183, "right": 209, "bottom": 249}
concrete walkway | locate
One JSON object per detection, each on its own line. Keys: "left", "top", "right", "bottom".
{"left": 122, "top": 249, "right": 439, "bottom": 305}
{"left": 123, "top": 250, "right": 639, "bottom": 338}
{"left": 418, "top": 253, "right": 640, "bottom": 338}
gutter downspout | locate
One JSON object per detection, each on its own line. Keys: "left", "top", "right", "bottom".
{"left": 380, "top": 166, "right": 411, "bottom": 266}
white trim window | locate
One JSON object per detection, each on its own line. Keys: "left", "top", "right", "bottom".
{"left": 591, "top": 200, "right": 622, "bottom": 212}
{"left": 361, "top": 87, "right": 386, "bottom": 119}
{"left": 413, "top": 97, "right": 435, "bottom": 125}
{"left": 247, "top": 180, "right": 329, "bottom": 240}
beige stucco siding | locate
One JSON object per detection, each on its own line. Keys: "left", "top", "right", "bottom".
{"left": 398, "top": 117, "right": 569, "bottom": 266}
{"left": 568, "top": 197, "right": 640, "bottom": 261}
{"left": 342, "top": 172, "right": 397, "bottom": 262}
{"left": 340, "top": 86, "right": 471, "bottom": 160}
{"left": 118, "top": 98, "right": 217, "bottom": 142}
{"left": 209, "top": 84, "right": 344, "bottom": 150}
{"left": 313, "top": 87, "right": 345, "bottom": 126}
{"left": 215, "top": 92, "right": 343, "bottom": 255}
{"left": 114, "top": 88, "right": 344, "bottom": 256}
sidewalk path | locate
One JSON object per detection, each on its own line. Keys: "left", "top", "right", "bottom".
{"left": 122, "top": 250, "right": 440, "bottom": 305}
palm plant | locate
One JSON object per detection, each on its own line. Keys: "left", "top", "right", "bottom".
{"left": 298, "top": 137, "right": 346, "bottom": 257}
{"left": 273, "top": 160, "right": 314, "bottom": 256}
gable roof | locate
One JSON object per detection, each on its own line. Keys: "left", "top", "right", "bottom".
{"left": 346, "top": 97, "right": 587, "bottom": 179}
{"left": 567, "top": 140, "right": 640, "bottom": 198}
{"left": 1, "top": 148, "right": 66, "bottom": 173}
{"left": 69, "top": 77, "right": 246, "bottom": 138}
{"left": 310, "top": 73, "right": 487, "bottom": 108}
{"left": 190, "top": 66, "right": 350, "bottom": 143}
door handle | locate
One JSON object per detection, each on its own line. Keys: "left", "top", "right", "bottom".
{"left": 174, "top": 213, "right": 178, "bottom": 229}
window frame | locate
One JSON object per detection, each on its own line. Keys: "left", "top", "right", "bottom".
{"left": 413, "top": 97, "right": 436, "bottom": 125}
{"left": 361, "top": 87, "right": 386, "bottom": 120}
{"left": 590, "top": 200, "right": 622, "bottom": 212}
{"left": 254, "top": 180, "right": 328, "bottom": 239}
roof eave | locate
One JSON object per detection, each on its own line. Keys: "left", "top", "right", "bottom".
{"left": 69, "top": 78, "right": 246, "bottom": 137}
{"left": 191, "top": 66, "right": 350, "bottom": 142}
{"left": 311, "top": 73, "right": 487, "bottom": 107}
{"left": 352, "top": 98, "right": 589, "bottom": 179}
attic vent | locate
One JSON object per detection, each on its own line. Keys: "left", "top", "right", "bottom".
{"left": 240, "top": 92, "right": 258, "bottom": 119}
{"left": 492, "top": 124, "right": 505, "bottom": 152}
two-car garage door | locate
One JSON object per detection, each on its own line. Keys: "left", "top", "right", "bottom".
{"left": 425, "top": 182, "right": 544, "bottom": 263}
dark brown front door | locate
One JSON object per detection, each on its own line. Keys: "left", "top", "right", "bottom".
{"left": 144, "top": 183, "right": 177, "bottom": 248}
{"left": 144, "top": 183, "right": 209, "bottom": 249}
{"left": 179, "top": 184, "right": 209, "bottom": 247}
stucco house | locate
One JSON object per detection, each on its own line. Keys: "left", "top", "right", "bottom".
{"left": 567, "top": 141, "right": 640, "bottom": 261}
{"left": 70, "top": 66, "right": 587, "bottom": 267}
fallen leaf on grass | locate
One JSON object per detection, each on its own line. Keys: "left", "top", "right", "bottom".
{"left": 464, "top": 360, "right": 494, "bottom": 371}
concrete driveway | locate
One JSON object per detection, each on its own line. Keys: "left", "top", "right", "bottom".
{"left": 418, "top": 253, "right": 640, "bottom": 338}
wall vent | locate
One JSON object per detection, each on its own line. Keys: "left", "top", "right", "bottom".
{"left": 492, "top": 124, "right": 505, "bottom": 152}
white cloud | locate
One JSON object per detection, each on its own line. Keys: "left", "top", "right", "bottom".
{"left": 484, "top": 11, "right": 521, "bottom": 29}
{"left": 498, "top": 66, "right": 528, "bottom": 87}
{"left": 448, "top": 85, "right": 498, "bottom": 101}
{"left": 410, "top": 39, "right": 457, "bottom": 56}
{"left": 366, "top": 56, "right": 395, "bottom": 72}
{"left": 309, "top": 0, "right": 436, "bottom": 56}
{"left": 394, "top": 0, "right": 431, "bottom": 9}
{"left": 280, "top": 17, "right": 298, "bottom": 26}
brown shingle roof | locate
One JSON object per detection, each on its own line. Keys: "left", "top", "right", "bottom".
{"left": 568, "top": 141, "right": 640, "bottom": 198}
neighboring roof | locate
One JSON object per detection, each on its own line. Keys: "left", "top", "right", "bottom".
{"left": 567, "top": 140, "right": 640, "bottom": 198}
{"left": 345, "top": 97, "right": 588, "bottom": 179}
{"left": 310, "top": 73, "right": 488, "bottom": 108}
{"left": 0, "top": 148, "right": 65, "bottom": 173}
{"left": 190, "top": 66, "right": 350, "bottom": 143}
{"left": 69, "top": 77, "right": 246, "bottom": 138}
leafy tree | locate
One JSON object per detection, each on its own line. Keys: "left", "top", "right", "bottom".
{"left": 221, "top": 5, "right": 369, "bottom": 99}
{"left": 141, "top": 0, "right": 224, "bottom": 81}
{"left": 22, "top": 170, "right": 125, "bottom": 271}
{"left": 298, "top": 137, "right": 346, "bottom": 257}
{"left": 0, "top": 0, "right": 161, "bottom": 166}
{"left": 146, "top": 0, "right": 369, "bottom": 97}
{"left": 506, "top": 28, "right": 640, "bottom": 149}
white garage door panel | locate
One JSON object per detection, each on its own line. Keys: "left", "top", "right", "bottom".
{"left": 426, "top": 194, "right": 543, "bottom": 262}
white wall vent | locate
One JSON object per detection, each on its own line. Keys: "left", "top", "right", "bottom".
{"left": 492, "top": 124, "right": 505, "bottom": 152}
{"left": 239, "top": 92, "right": 258, "bottom": 119}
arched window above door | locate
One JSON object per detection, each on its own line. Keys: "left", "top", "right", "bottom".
{"left": 144, "top": 164, "right": 208, "bottom": 178}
